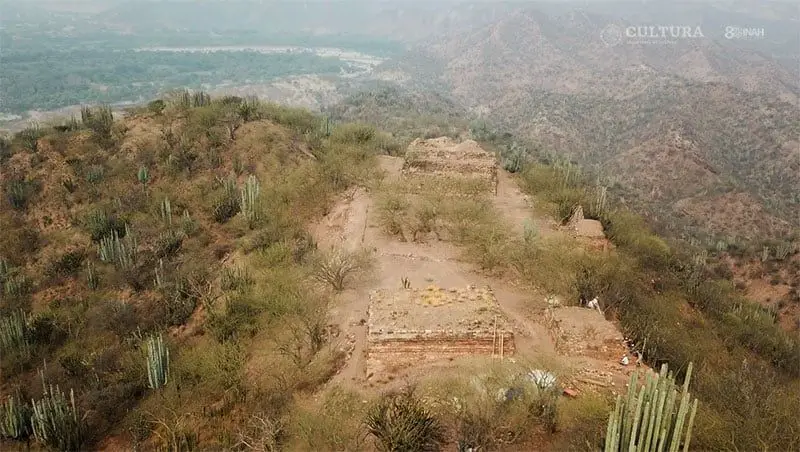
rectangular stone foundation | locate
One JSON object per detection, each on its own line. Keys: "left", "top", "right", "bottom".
{"left": 367, "top": 334, "right": 515, "bottom": 375}
{"left": 400, "top": 137, "right": 499, "bottom": 197}
{"left": 366, "top": 285, "right": 515, "bottom": 375}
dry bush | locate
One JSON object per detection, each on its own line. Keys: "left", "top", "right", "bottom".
{"left": 310, "top": 247, "right": 373, "bottom": 292}
{"left": 552, "top": 392, "right": 610, "bottom": 451}
{"left": 376, "top": 193, "right": 410, "bottom": 240}
{"left": 236, "top": 414, "right": 287, "bottom": 452}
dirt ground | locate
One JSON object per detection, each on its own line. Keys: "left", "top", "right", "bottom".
{"left": 310, "top": 141, "right": 641, "bottom": 398}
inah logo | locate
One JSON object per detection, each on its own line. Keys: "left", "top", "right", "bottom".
{"left": 724, "top": 26, "right": 765, "bottom": 39}
{"left": 600, "top": 24, "right": 624, "bottom": 47}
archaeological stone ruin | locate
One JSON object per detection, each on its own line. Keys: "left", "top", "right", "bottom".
{"left": 366, "top": 285, "right": 515, "bottom": 375}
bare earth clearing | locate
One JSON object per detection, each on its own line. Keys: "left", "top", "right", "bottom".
{"left": 310, "top": 138, "right": 639, "bottom": 399}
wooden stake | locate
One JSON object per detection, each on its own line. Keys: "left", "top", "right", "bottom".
{"left": 492, "top": 317, "right": 496, "bottom": 356}
{"left": 500, "top": 332, "right": 504, "bottom": 360}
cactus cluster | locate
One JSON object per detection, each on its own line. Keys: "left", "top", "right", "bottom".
{"left": 240, "top": 174, "right": 262, "bottom": 226}
{"left": 31, "top": 379, "right": 84, "bottom": 451}
{"left": 555, "top": 160, "right": 581, "bottom": 188}
{"left": 161, "top": 197, "right": 173, "bottom": 227}
{"left": 146, "top": 334, "right": 170, "bottom": 390}
{"left": 175, "top": 90, "right": 212, "bottom": 109}
{"left": 154, "top": 259, "right": 166, "bottom": 289}
{"left": 774, "top": 241, "right": 794, "bottom": 261}
{"left": 3, "top": 274, "right": 31, "bottom": 298}
{"left": 593, "top": 185, "right": 608, "bottom": 217}
{"left": 212, "top": 176, "right": 241, "bottom": 223}
{"left": 0, "top": 310, "right": 31, "bottom": 357}
{"left": 2, "top": 259, "right": 32, "bottom": 299}
{"left": 98, "top": 224, "right": 137, "bottom": 269}
{"left": 0, "top": 392, "right": 32, "bottom": 440}
{"left": 604, "top": 363, "right": 698, "bottom": 452}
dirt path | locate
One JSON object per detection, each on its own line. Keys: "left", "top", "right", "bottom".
{"left": 312, "top": 149, "right": 634, "bottom": 393}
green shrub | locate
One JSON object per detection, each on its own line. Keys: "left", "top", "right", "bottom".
{"left": 330, "top": 123, "right": 376, "bottom": 144}
{"left": 5, "top": 179, "right": 38, "bottom": 211}
{"left": 17, "top": 125, "right": 45, "bottom": 152}
{"left": 154, "top": 230, "right": 184, "bottom": 259}
{"left": 46, "top": 250, "right": 86, "bottom": 279}
{"left": 208, "top": 294, "right": 262, "bottom": 343}
{"left": 147, "top": 99, "right": 166, "bottom": 115}
{"left": 81, "top": 105, "right": 114, "bottom": 148}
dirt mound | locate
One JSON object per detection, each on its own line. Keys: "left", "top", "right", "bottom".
{"left": 402, "top": 137, "right": 498, "bottom": 196}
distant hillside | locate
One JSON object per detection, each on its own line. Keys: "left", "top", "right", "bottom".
{"left": 400, "top": 4, "right": 800, "bottom": 242}
{"left": 324, "top": 85, "right": 470, "bottom": 145}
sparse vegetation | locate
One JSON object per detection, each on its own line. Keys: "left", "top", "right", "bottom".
{"left": 1, "top": 81, "right": 797, "bottom": 451}
{"left": 0, "top": 95, "right": 382, "bottom": 450}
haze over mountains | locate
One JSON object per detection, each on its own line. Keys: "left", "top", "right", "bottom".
{"left": 2, "top": 0, "right": 799, "bottom": 242}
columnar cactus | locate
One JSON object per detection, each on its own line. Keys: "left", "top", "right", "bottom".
{"left": 146, "top": 334, "right": 170, "bottom": 390}
{"left": 240, "top": 174, "right": 262, "bottom": 226}
{"left": 604, "top": 362, "right": 699, "bottom": 452}
{"left": 86, "top": 261, "right": 99, "bottom": 290}
{"left": 138, "top": 167, "right": 150, "bottom": 196}
{"left": 97, "top": 225, "right": 137, "bottom": 269}
{"left": 0, "top": 310, "right": 30, "bottom": 356}
{"left": 593, "top": 185, "right": 608, "bottom": 217}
